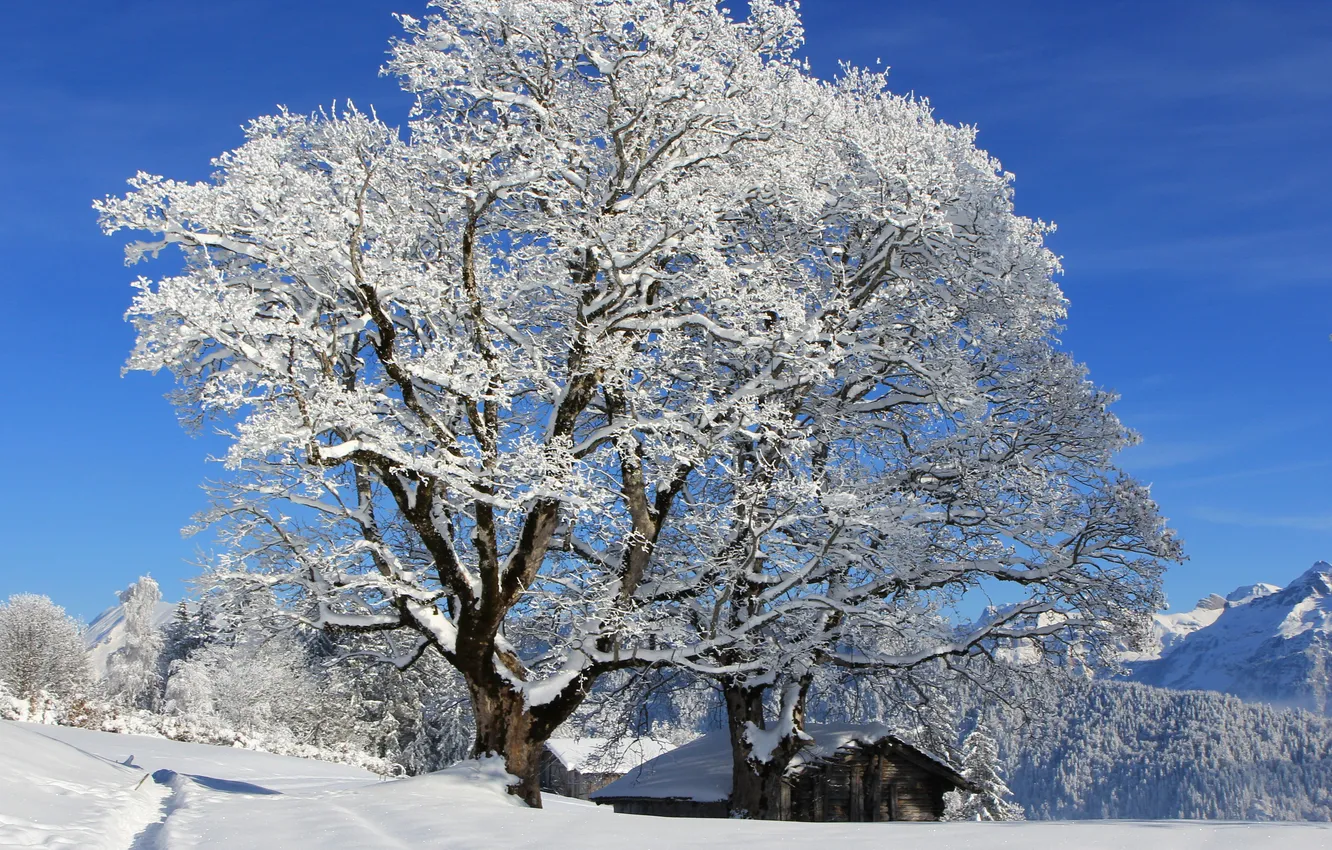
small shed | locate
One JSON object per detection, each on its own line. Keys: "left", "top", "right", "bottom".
{"left": 539, "top": 737, "right": 677, "bottom": 800}
{"left": 590, "top": 723, "right": 974, "bottom": 821}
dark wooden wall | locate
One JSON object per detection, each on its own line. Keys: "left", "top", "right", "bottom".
{"left": 787, "top": 742, "right": 950, "bottom": 822}
{"left": 603, "top": 799, "right": 731, "bottom": 818}
{"left": 538, "top": 750, "right": 621, "bottom": 800}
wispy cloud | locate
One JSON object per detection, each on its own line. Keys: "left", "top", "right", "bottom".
{"left": 1118, "top": 439, "right": 1237, "bottom": 472}
{"left": 1116, "top": 416, "right": 1324, "bottom": 473}
{"left": 1171, "top": 459, "right": 1332, "bottom": 489}
{"left": 1192, "top": 507, "right": 1332, "bottom": 533}
{"left": 1068, "top": 227, "right": 1332, "bottom": 286}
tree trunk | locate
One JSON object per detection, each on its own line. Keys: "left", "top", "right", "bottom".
{"left": 468, "top": 677, "right": 547, "bottom": 807}
{"left": 724, "top": 682, "right": 808, "bottom": 820}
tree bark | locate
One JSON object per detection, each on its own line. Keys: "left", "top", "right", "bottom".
{"left": 724, "top": 681, "right": 808, "bottom": 820}
{"left": 468, "top": 676, "right": 547, "bottom": 808}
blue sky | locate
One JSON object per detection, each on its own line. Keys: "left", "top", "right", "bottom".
{"left": 1, "top": 0, "right": 1329, "bottom": 621}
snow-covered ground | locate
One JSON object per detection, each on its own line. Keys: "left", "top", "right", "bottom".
{"left": 3, "top": 721, "right": 1330, "bottom": 850}
{"left": 0, "top": 722, "right": 164, "bottom": 849}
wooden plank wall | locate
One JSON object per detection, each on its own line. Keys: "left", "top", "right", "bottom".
{"left": 606, "top": 799, "right": 731, "bottom": 818}
{"left": 787, "top": 742, "right": 950, "bottom": 822}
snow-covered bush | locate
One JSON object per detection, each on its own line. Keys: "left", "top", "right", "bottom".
{"left": 0, "top": 594, "right": 92, "bottom": 713}
{"left": 0, "top": 677, "right": 26, "bottom": 720}
{"left": 161, "top": 634, "right": 334, "bottom": 746}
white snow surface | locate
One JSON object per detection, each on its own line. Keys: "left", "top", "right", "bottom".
{"left": 17, "top": 723, "right": 376, "bottom": 792}
{"left": 543, "top": 736, "right": 676, "bottom": 774}
{"left": 83, "top": 600, "right": 177, "bottom": 679}
{"left": 4, "top": 720, "right": 1331, "bottom": 849}
{"left": 0, "top": 722, "right": 166, "bottom": 849}
{"left": 591, "top": 727, "right": 734, "bottom": 802}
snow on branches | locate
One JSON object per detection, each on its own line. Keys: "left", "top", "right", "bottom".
{"left": 98, "top": 0, "right": 1178, "bottom": 805}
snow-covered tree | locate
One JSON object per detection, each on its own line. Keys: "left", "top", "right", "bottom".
{"left": 163, "top": 632, "right": 351, "bottom": 749}
{"left": 160, "top": 601, "right": 212, "bottom": 671}
{"left": 0, "top": 594, "right": 91, "bottom": 710}
{"left": 98, "top": 0, "right": 1174, "bottom": 806}
{"left": 655, "top": 66, "right": 1177, "bottom": 818}
{"left": 981, "top": 676, "right": 1332, "bottom": 821}
{"left": 945, "top": 722, "right": 1025, "bottom": 821}
{"left": 909, "top": 682, "right": 964, "bottom": 767}
{"left": 105, "top": 576, "right": 166, "bottom": 711}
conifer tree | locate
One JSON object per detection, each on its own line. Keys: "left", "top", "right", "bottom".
{"left": 946, "top": 722, "right": 1025, "bottom": 821}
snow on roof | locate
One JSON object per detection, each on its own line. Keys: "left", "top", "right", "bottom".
{"left": 590, "top": 723, "right": 966, "bottom": 803}
{"left": 543, "top": 737, "right": 676, "bottom": 775}
{"left": 590, "top": 729, "right": 734, "bottom": 802}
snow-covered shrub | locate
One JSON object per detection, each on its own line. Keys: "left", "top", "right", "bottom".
{"left": 0, "top": 594, "right": 92, "bottom": 713}
{"left": 0, "top": 677, "right": 26, "bottom": 720}
{"left": 161, "top": 634, "right": 333, "bottom": 746}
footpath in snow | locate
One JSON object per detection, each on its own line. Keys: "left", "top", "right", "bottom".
{"left": 3, "top": 721, "right": 1331, "bottom": 850}
{"left": 0, "top": 722, "right": 165, "bottom": 849}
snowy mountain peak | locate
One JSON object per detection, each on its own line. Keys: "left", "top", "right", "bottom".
{"left": 1283, "top": 561, "right": 1332, "bottom": 594}
{"left": 1226, "top": 583, "right": 1282, "bottom": 606}
{"left": 1195, "top": 593, "right": 1228, "bottom": 611}
{"left": 84, "top": 599, "right": 177, "bottom": 679}
{"left": 1129, "top": 561, "right": 1332, "bottom": 716}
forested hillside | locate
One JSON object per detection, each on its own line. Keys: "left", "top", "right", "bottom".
{"left": 986, "top": 680, "right": 1332, "bottom": 820}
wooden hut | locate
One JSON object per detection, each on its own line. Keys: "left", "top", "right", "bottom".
{"left": 539, "top": 737, "right": 676, "bottom": 800}
{"left": 590, "top": 723, "right": 974, "bottom": 821}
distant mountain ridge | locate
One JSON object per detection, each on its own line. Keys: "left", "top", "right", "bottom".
{"left": 1128, "top": 561, "right": 1332, "bottom": 716}
{"left": 83, "top": 599, "right": 177, "bottom": 679}
{"left": 1123, "top": 581, "right": 1282, "bottom": 663}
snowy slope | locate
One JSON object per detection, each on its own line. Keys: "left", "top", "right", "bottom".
{"left": 19, "top": 723, "right": 376, "bottom": 792}
{"left": 1130, "top": 562, "right": 1332, "bottom": 714}
{"left": 3, "top": 721, "right": 1329, "bottom": 849}
{"left": 1123, "top": 582, "right": 1283, "bottom": 663}
{"left": 1122, "top": 594, "right": 1227, "bottom": 662}
{"left": 83, "top": 599, "right": 177, "bottom": 678}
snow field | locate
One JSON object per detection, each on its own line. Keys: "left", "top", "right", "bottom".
{"left": 0, "top": 722, "right": 166, "bottom": 849}
{"left": 4, "top": 721, "right": 1331, "bottom": 850}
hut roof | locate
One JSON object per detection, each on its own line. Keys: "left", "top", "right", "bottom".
{"left": 590, "top": 723, "right": 971, "bottom": 803}
{"left": 543, "top": 737, "right": 676, "bottom": 775}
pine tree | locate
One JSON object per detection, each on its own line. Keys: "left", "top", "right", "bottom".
{"left": 160, "top": 601, "right": 211, "bottom": 670}
{"left": 947, "top": 723, "right": 1025, "bottom": 821}
{"left": 915, "top": 691, "right": 963, "bottom": 767}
